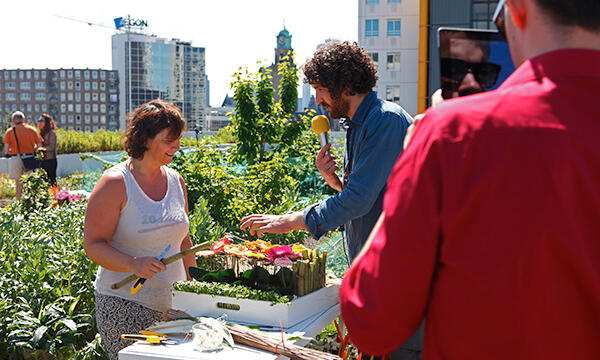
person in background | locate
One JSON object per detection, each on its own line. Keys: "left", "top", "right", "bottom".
{"left": 37, "top": 113, "right": 58, "bottom": 186}
{"left": 3, "top": 111, "right": 43, "bottom": 200}
{"left": 340, "top": 0, "right": 600, "bottom": 359}
{"left": 83, "top": 100, "right": 194, "bottom": 360}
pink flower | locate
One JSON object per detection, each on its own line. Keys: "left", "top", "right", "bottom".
{"left": 68, "top": 194, "right": 83, "bottom": 203}
{"left": 266, "top": 245, "right": 301, "bottom": 262}
{"left": 56, "top": 190, "right": 70, "bottom": 201}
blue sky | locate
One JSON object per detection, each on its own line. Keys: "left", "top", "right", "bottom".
{"left": 2, "top": 0, "right": 358, "bottom": 106}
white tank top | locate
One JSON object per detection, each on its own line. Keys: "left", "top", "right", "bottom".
{"left": 94, "top": 161, "right": 189, "bottom": 312}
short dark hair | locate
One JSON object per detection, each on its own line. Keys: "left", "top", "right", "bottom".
{"left": 303, "top": 41, "right": 378, "bottom": 99}
{"left": 123, "top": 99, "right": 186, "bottom": 159}
{"left": 535, "top": 0, "right": 600, "bottom": 31}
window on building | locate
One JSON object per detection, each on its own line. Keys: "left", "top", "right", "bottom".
{"left": 387, "top": 20, "right": 401, "bottom": 36}
{"left": 92, "top": 71, "right": 98, "bottom": 79}
{"left": 34, "top": 71, "right": 39, "bottom": 79}
{"left": 20, "top": 82, "right": 30, "bottom": 90}
{"left": 11, "top": 104, "right": 17, "bottom": 111}
{"left": 68, "top": 93, "right": 73, "bottom": 101}
{"left": 60, "top": 70, "right": 66, "bottom": 79}
{"left": 67, "top": 70, "right": 73, "bottom": 78}
{"left": 20, "top": 93, "right": 31, "bottom": 101}
{"left": 41, "top": 71, "right": 46, "bottom": 79}
{"left": 84, "top": 115, "right": 91, "bottom": 124}
{"left": 34, "top": 104, "right": 39, "bottom": 112}
{"left": 61, "top": 104, "right": 67, "bottom": 112}
{"left": 27, "top": 104, "right": 32, "bottom": 112}
{"left": 92, "top": 104, "right": 98, "bottom": 112}
{"left": 100, "top": 104, "right": 106, "bottom": 113}
{"left": 3, "top": 71, "right": 8, "bottom": 80}
{"left": 84, "top": 82, "right": 90, "bottom": 90}
{"left": 92, "top": 82, "right": 98, "bottom": 90}
{"left": 35, "top": 81, "right": 45, "bottom": 90}
{"left": 100, "top": 82, "right": 106, "bottom": 90}
{"left": 11, "top": 71, "right": 16, "bottom": 79}
{"left": 386, "top": 86, "right": 401, "bottom": 102}
{"left": 84, "top": 70, "right": 90, "bottom": 79}
{"left": 368, "top": 52, "right": 379, "bottom": 69}
{"left": 92, "top": 93, "right": 98, "bottom": 101}
{"left": 84, "top": 104, "right": 90, "bottom": 113}
{"left": 19, "top": 104, "right": 25, "bottom": 111}
{"left": 75, "top": 93, "right": 81, "bottom": 101}
{"left": 5, "top": 82, "right": 16, "bottom": 90}
{"left": 92, "top": 115, "right": 99, "bottom": 123}
{"left": 68, "top": 81, "right": 73, "bottom": 90}
{"left": 101, "top": 115, "right": 106, "bottom": 124}
{"left": 26, "top": 71, "right": 31, "bottom": 79}
{"left": 366, "top": 19, "right": 379, "bottom": 37}
{"left": 35, "top": 93, "right": 46, "bottom": 101}
{"left": 75, "top": 71, "right": 80, "bottom": 79}
{"left": 60, "top": 115, "right": 66, "bottom": 123}
{"left": 76, "top": 104, "right": 81, "bottom": 112}
{"left": 100, "top": 71, "right": 106, "bottom": 80}
{"left": 19, "top": 71, "right": 24, "bottom": 80}
{"left": 472, "top": 0, "right": 499, "bottom": 29}
{"left": 75, "top": 82, "right": 81, "bottom": 90}
{"left": 386, "top": 53, "right": 401, "bottom": 71}
{"left": 60, "top": 93, "right": 66, "bottom": 102}
{"left": 100, "top": 93, "right": 106, "bottom": 102}
{"left": 84, "top": 93, "right": 90, "bottom": 102}
{"left": 5, "top": 93, "right": 16, "bottom": 101}
{"left": 366, "top": 0, "right": 379, "bottom": 3}
{"left": 41, "top": 104, "right": 46, "bottom": 111}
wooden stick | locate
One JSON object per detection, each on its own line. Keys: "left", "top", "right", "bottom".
{"left": 227, "top": 325, "right": 341, "bottom": 360}
{"left": 110, "top": 241, "right": 212, "bottom": 290}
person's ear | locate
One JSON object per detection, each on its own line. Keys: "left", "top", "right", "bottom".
{"left": 506, "top": 0, "right": 527, "bottom": 30}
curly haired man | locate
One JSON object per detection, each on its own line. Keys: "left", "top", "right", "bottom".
{"left": 241, "top": 41, "right": 419, "bottom": 359}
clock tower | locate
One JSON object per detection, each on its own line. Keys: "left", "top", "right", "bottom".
{"left": 271, "top": 26, "right": 294, "bottom": 102}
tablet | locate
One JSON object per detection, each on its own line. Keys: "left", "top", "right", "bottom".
{"left": 438, "top": 27, "right": 515, "bottom": 99}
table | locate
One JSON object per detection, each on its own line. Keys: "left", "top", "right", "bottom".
{"left": 118, "top": 304, "right": 340, "bottom": 360}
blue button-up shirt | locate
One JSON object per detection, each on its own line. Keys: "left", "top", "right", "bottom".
{"left": 303, "top": 91, "right": 412, "bottom": 261}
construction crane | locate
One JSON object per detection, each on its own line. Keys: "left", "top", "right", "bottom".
{"left": 54, "top": 14, "right": 149, "bottom": 34}
{"left": 53, "top": 15, "right": 116, "bottom": 31}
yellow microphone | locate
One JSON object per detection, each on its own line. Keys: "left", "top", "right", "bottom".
{"left": 311, "top": 115, "right": 330, "bottom": 155}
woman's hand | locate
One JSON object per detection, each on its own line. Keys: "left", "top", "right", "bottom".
{"left": 129, "top": 256, "right": 167, "bottom": 279}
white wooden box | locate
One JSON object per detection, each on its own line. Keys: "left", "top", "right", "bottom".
{"left": 172, "top": 283, "right": 340, "bottom": 328}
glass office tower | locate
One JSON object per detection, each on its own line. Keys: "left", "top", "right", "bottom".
{"left": 112, "top": 33, "right": 206, "bottom": 130}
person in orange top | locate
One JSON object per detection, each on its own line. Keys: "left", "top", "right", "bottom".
{"left": 3, "top": 111, "right": 43, "bottom": 200}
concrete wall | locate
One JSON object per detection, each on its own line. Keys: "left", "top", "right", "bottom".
{"left": 0, "top": 151, "right": 123, "bottom": 178}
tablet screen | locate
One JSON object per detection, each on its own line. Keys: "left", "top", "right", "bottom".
{"left": 438, "top": 28, "right": 515, "bottom": 99}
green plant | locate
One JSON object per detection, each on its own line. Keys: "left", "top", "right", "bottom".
{"left": 0, "top": 174, "right": 16, "bottom": 199}
{"left": 173, "top": 281, "right": 291, "bottom": 304}
{"left": 56, "top": 129, "right": 123, "bottom": 154}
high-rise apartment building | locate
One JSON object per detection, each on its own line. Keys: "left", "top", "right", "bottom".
{"left": 358, "top": 0, "right": 420, "bottom": 115}
{"left": 0, "top": 68, "right": 119, "bottom": 131}
{"left": 112, "top": 33, "right": 206, "bottom": 130}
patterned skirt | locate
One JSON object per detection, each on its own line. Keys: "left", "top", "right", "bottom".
{"left": 95, "top": 291, "right": 164, "bottom": 360}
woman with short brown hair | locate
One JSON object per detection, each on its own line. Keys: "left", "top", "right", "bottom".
{"left": 83, "top": 99, "right": 194, "bottom": 359}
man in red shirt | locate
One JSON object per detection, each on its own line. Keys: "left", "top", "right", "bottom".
{"left": 340, "top": 0, "right": 600, "bottom": 359}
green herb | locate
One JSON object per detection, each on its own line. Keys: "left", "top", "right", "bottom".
{"left": 173, "top": 281, "right": 292, "bottom": 304}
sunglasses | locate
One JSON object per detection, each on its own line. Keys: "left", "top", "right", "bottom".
{"left": 441, "top": 58, "right": 501, "bottom": 89}
{"left": 493, "top": 0, "right": 507, "bottom": 40}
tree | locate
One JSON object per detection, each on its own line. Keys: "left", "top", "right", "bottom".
{"left": 229, "top": 54, "right": 312, "bottom": 164}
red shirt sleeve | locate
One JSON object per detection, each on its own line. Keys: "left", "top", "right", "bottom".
{"left": 340, "top": 114, "right": 443, "bottom": 356}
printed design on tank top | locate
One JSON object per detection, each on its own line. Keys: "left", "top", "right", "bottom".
{"left": 138, "top": 212, "right": 187, "bottom": 233}
{"left": 125, "top": 165, "right": 188, "bottom": 234}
